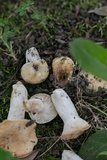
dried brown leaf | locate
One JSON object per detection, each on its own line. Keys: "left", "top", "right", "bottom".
{"left": 88, "top": 6, "right": 107, "bottom": 16}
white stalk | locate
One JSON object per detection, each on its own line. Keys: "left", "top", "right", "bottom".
{"left": 51, "top": 89, "right": 78, "bottom": 123}
{"left": 51, "top": 89, "right": 90, "bottom": 140}
{"left": 62, "top": 150, "right": 83, "bottom": 160}
{"left": 7, "top": 81, "right": 28, "bottom": 120}
{"left": 26, "top": 47, "right": 41, "bottom": 63}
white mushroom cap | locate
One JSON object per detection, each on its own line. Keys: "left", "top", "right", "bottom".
{"left": 0, "top": 119, "right": 38, "bottom": 158}
{"left": 62, "top": 150, "right": 83, "bottom": 160}
{"left": 26, "top": 47, "right": 41, "bottom": 63}
{"left": 21, "top": 59, "right": 49, "bottom": 84}
{"left": 79, "top": 70, "right": 107, "bottom": 91}
{"left": 24, "top": 93, "right": 57, "bottom": 124}
{"left": 7, "top": 81, "right": 28, "bottom": 120}
{"left": 51, "top": 89, "right": 90, "bottom": 140}
{"left": 52, "top": 56, "right": 74, "bottom": 83}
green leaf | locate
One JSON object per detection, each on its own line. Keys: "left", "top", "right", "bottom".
{"left": 97, "top": 151, "right": 107, "bottom": 157}
{"left": 15, "top": 8, "right": 22, "bottom": 13}
{"left": 19, "top": 10, "right": 26, "bottom": 16}
{"left": 1, "top": 31, "right": 14, "bottom": 42}
{"left": 70, "top": 38, "right": 107, "bottom": 81}
{"left": 26, "top": 0, "right": 34, "bottom": 5}
{"left": 79, "top": 129, "right": 107, "bottom": 160}
{"left": 0, "top": 18, "right": 9, "bottom": 26}
{"left": 0, "top": 149, "right": 18, "bottom": 160}
{"left": 31, "top": 11, "right": 44, "bottom": 20}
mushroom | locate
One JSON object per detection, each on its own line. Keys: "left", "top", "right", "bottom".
{"left": 52, "top": 56, "right": 74, "bottom": 84}
{"left": 21, "top": 47, "right": 49, "bottom": 84}
{"left": 51, "top": 89, "right": 90, "bottom": 140}
{"left": 0, "top": 119, "right": 38, "bottom": 158}
{"left": 7, "top": 81, "right": 28, "bottom": 120}
{"left": 0, "top": 81, "right": 38, "bottom": 158}
{"left": 62, "top": 150, "right": 83, "bottom": 160}
{"left": 24, "top": 93, "right": 57, "bottom": 124}
{"left": 79, "top": 70, "right": 107, "bottom": 91}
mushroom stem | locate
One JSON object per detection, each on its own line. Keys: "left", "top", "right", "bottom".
{"left": 79, "top": 70, "right": 107, "bottom": 91}
{"left": 51, "top": 89, "right": 91, "bottom": 140}
{"left": 7, "top": 81, "right": 28, "bottom": 120}
{"left": 51, "top": 89, "right": 78, "bottom": 123}
{"left": 62, "top": 150, "right": 83, "bottom": 160}
{"left": 26, "top": 47, "right": 41, "bottom": 63}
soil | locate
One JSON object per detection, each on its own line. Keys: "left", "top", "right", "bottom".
{"left": 1, "top": 0, "right": 107, "bottom": 159}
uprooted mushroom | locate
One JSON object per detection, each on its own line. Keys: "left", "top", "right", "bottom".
{"left": 51, "top": 88, "right": 91, "bottom": 140}
{"left": 0, "top": 81, "right": 38, "bottom": 158}
{"left": 24, "top": 93, "right": 57, "bottom": 124}
{"left": 79, "top": 70, "right": 107, "bottom": 91}
{"left": 52, "top": 56, "right": 74, "bottom": 84}
{"left": 21, "top": 47, "right": 49, "bottom": 84}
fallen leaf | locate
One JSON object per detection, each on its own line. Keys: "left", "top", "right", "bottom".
{"left": 20, "top": 150, "right": 39, "bottom": 160}
{"left": 88, "top": 6, "right": 107, "bottom": 16}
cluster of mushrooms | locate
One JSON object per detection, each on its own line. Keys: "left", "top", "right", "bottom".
{"left": 1, "top": 47, "right": 107, "bottom": 160}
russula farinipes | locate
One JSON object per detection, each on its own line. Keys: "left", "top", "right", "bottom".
{"left": 21, "top": 47, "right": 49, "bottom": 84}
{"left": 62, "top": 150, "right": 83, "bottom": 160}
{"left": 7, "top": 81, "right": 28, "bottom": 120}
{"left": 0, "top": 119, "right": 38, "bottom": 158}
{"left": 79, "top": 70, "right": 107, "bottom": 91}
{"left": 51, "top": 89, "right": 90, "bottom": 140}
{"left": 0, "top": 81, "right": 38, "bottom": 158}
{"left": 52, "top": 56, "right": 74, "bottom": 83}
{"left": 24, "top": 93, "right": 57, "bottom": 124}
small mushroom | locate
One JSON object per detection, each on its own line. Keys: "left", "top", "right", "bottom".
{"left": 52, "top": 56, "right": 74, "bottom": 83}
{"left": 7, "top": 81, "right": 28, "bottom": 120}
{"left": 24, "top": 93, "right": 57, "bottom": 124}
{"left": 0, "top": 119, "right": 38, "bottom": 158}
{"left": 51, "top": 89, "right": 90, "bottom": 140}
{"left": 79, "top": 70, "right": 107, "bottom": 91}
{"left": 62, "top": 150, "right": 83, "bottom": 160}
{"left": 21, "top": 47, "right": 49, "bottom": 84}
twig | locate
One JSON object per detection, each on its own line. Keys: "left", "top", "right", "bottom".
{"left": 88, "top": 103, "right": 107, "bottom": 117}
{"left": 36, "top": 137, "right": 60, "bottom": 159}
{"left": 38, "top": 136, "right": 59, "bottom": 141}
{"left": 61, "top": 139, "right": 73, "bottom": 150}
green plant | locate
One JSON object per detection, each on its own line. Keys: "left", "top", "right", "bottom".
{"left": 15, "top": 0, "right": 34, "bottom": 16}
{"left": 0, "top": 149, "right": 18, "bottom": 160}
{"left": 70, "top": 38, "right": 107, "bottom": 81}
{"left": 15, "top": 0, "right": 48, "bottom": 31}
{"left": 70, "top": 38, "right": 107, "bottom": 159}
{"left": 0, "top": 18, "right": 17, "bottom": 61}
{"left": 79, "top": 129, "right": 107, "bottom": 160}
